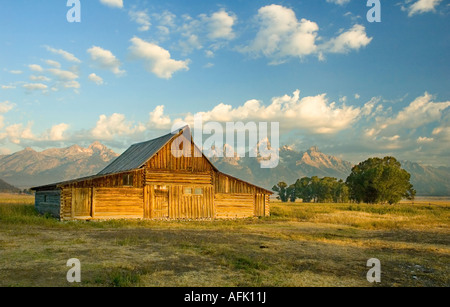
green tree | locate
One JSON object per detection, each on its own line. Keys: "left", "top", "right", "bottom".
{"left": 346, "top": 156, "right": 415, "bottom": 205}
{"left": 272, "top": 182, "right": 289, "bottom": 202}
{"left": 287, "top": 184, "right": 297, "bottom": 202}
{"left": 294, "top": 177, "right": 312, "bottom": 202}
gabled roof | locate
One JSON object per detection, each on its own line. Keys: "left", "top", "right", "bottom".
{"left": 97, "top": 131, "right": 176, "bottom": 176}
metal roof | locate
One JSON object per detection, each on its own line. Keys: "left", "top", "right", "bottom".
{"left": 97, "top": 131, "right": 176, "bottom": 176}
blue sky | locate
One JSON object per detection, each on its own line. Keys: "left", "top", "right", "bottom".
{"left": 0, "top": 0, "right": 449, "bottom": 166}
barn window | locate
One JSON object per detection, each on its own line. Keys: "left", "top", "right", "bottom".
{"left": 123, "top": 174, "right": 134, "bottom": 186}
{"left": 43, "top": 195, "right": 47, "bottom": 202}
{"left": 194, "top": 188, "right": 203, "bottom": 195}
{"left": 184, "top": 188, "right": 192, "bottom": 195}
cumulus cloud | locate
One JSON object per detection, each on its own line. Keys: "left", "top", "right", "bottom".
{"left": 100, "top": 0, "right": 123, "bottom": 9}
{"left": 92, "top": 113, "right": 146, "bottom": 140}
{"left": 62, "top": 81, "right": 81, "bottom": 89}
{"left": 0, "top": 123, "right": 35, "bottom": 144}
{"left": 204, "top": 10, "right": 237, "bottom": 40}
{"left": 30, "top": 75, "right": 51, "bottom": 82}
{"left": 0, "top": 101, "right": 15, "bottom": 113}
{"left": 403, "top": 0, "right": 443, "bottom": 17}
{"left": 129, "top": 9, "right": 151, "bottom": 31}
{"left": 47, "top": 123, "right": 69, "bottom": 141}
{"left": 0, "top": 122, "right": 70, "bottom": 145}
{"left": 322, "top": 24, "right": 372, "bottom": 54}
{"left": 149, "top": 105, "right": 172, "bottom": 129}
{"left": 22, "top": 83, "right": 48, "bottom": 91}
{"left": 129, "top": 37, "right": 189, "bottom": 79}
{"left": 47, "top": 68, "right": 79, "bottom": 81}
{"left": 88, "top": 73, "right": 104, "bottom": 85}
{"left": 241, "top": 5, "right": 372, "bottom": 64}
{"left": 242, "top": 5, "right": 319, "bottom": 63}
{"left": 387, "top": 92, "right": 450, "bottom": 128}
{"left": 45, "top": 46, "right": 81, "bottom": 63}
{"left": 87, "top": 46, "right": 125, "bottom": 76}
{"left": 150, "top": 89, "right": 361, "bottom": 134}
{"left": 29, "top": 64, "right": 44, "bottom": 72}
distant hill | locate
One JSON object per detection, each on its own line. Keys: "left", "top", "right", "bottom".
{"left": 0, "top": 142, "right": 119, "bottom": 189}
{"left": 400, "top": 161, "right": 450, "bottom": 196}
{"left": 0, "top": 141, "right": 448, "bottom": 196}
{"left": 0, "top": 178, "right": 21, "bottom": 193}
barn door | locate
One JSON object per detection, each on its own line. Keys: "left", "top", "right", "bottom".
{"left": 153, "top": 189, "right": 169, "bottom": 219}
{"left": 72, "top": 188, "right": 92, "bottom": 219}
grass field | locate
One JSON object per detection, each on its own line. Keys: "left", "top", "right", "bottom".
{"left": 0, "top": 194, "right": 448, "bottom": 287}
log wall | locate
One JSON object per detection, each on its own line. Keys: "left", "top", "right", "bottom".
{"left": 35, "top": 190, "right": 61, "bottom": 218}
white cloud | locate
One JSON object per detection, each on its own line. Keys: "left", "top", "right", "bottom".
{"left": 47, "top": 68, "right": 79, "bottom": 81}
{"left": 417, "top": 136, "right": 434, "bottom": 143}
{"left": 62, "top": 80, "right": 81, "bottom": 89}
{"left": 92, "top": 113, "right": 146, "bottom": 140}
{"left": 88, "top": 73, "right": 104, "bottom": 85}
{"left": 149, "top": 105, "right": 172, "bottom": 129}
{"left": 404, "top": 0, "right": 443, "bottom": 17}
{"left": 129, "top": 37, "right": 189, "bottom": 79}
{"left": 204, "top": 10, "right": 237, "bottom": 40}
{"left": 1, "top": 85, "right": 16, "bottom": 90}
{"left": 30, "top": 75, "right": 51, "bottom": 82}
{"left": 0, "top": 123, "right": 35, "bottom": 144}
{"left": 23, "top": 83, "right": 48, "bottom": 91}
{"left": 389, "top": 92, "right": 450, "bottom": 128}
{"left": 327, "top": 0, "right": 351, "bottom": 5}
{"left": 242, "top": 5, "right": 372, "bottom": 63}
{"left": 154, "top": 89, "right": 361, "bottom": 134}
{"left": 29, "top": 64, "right": 44, "bottom": 72}
{"left": 48, "top": 123, "right": 69, "bottom": 141}
{"left": 129, "top": 9, "right": 151, "bottom": 31}
{"left": 45, "top": 46, "right": 81, "bottom": 63}
{"left": 87, "top": 46, "right": 125, "bottom": 76}
{"left": 9, "top": 70, "right": 23, "bottom": 75}
{"left": 0, "top": 122, "right": 70, "bottom": 144}
{"left": 0, "top": 101, "right": 15, "bottom": 113}
{"left": 100, "top": 0, "right": 123, "bottom": 9}
{"left": 322, "top": 24, "right": 372, "bottom": 54}
{"left": 242, "top": 5, "right": 319, "bottom": 62}
{"left": 45, "top": 59, "right": 61, "bottom": 68}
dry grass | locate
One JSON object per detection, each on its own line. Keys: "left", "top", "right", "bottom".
{"left": 0, "top": 194, "right": 448, "bottom": 287}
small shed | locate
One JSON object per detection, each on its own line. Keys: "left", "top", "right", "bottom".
{"left": 31, "top": 127, "right": 272, "bottom": 220}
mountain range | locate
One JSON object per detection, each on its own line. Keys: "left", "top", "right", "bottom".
{"left": 0, "top": 142, "right": 448, "bottom": 196}
{"left": 0, "top": 142, "right": 118, "bottom": 189}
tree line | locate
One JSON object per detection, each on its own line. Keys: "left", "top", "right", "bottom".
{"left": 273, "top": 156, "right": 416, "bottom": 205}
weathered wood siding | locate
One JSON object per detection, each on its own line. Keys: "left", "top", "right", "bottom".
{"left": 214, "top": 172, "right": 266, "bottom": 194}
{"left": 93, "top": 187, "right": 143, "bottom": 220}
{"left": 215, "top": 193, "right": 254, "bottom": 219}
{"left": 58, "top": 170, "right": 144, "bottom": 221}
{"left": 144, "top": 185, "right": 214, "bottom": 219}
{"left": 60, "top": 187, "right": 143, "bottom": 220}
{"left": 265, "top": 195, "right": 270, "bottom": 217}
{"left": 145, "top": 134, "right": 213, "bottom": 172}
{"left": 35, "top": 190, "right": 61, "bottom": 218}
{"left": 145, "top": 170, "right": 213, "bottom": 185}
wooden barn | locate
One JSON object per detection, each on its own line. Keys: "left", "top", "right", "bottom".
{"left": 31, "top": 126, "right": 272, "bottom": 221}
